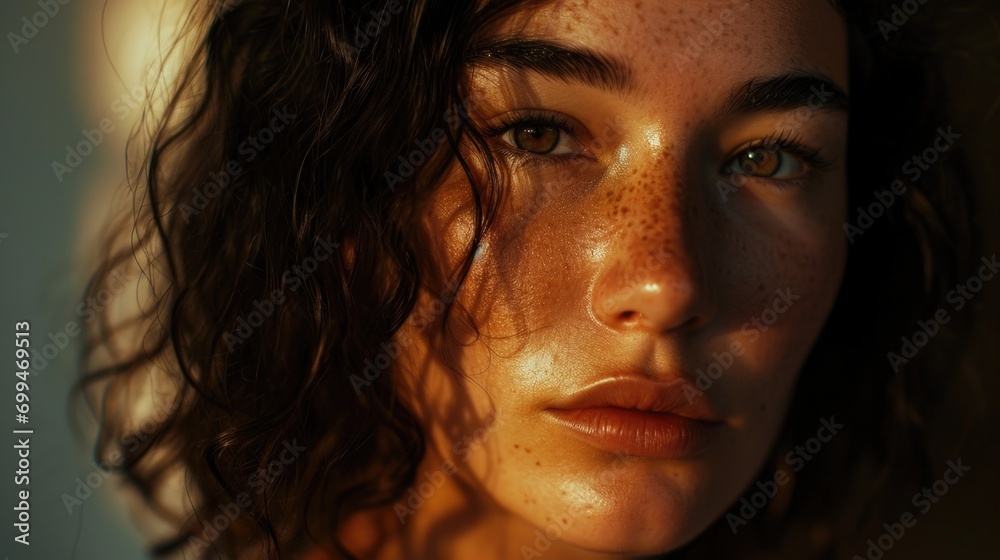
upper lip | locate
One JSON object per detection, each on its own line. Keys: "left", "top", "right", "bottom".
{"left": 546, "top": 375, "right": 722, "bottom": 422}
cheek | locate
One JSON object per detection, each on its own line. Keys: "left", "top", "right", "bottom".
{"left": 723, "top": 182, "right": 848, "bottom": 425}
{"left": 421, "top": 179, "right": 583, "bottom": 353}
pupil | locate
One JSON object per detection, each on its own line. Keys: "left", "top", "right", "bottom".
{"left": 741, "top": 149, "right": 778, "bottom": 176}
{"left": 515, "top": 126, "right": 559, "bottom": 153}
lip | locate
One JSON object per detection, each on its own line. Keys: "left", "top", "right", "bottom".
{"left": 544, "top": 377, "right": 722, "bottom": 459}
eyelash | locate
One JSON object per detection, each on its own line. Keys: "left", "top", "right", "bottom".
{"left": 482, "top": 112, "right": 586, "bottom": 164}
{"left": 484, "top": 114, "right": 833, "bottom": 180}
{"left": 729, "top": 130, "right": 833, "bottom": 174}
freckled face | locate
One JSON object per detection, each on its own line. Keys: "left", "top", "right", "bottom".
{"left": 396, "top": 0, "right": 848, "bottom": 554}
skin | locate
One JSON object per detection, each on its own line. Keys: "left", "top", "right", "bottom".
{"left": 339, "top": 0, "right": 849, "bottom": 558}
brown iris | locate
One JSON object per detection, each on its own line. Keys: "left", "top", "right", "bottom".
{"left": 512, "top": 126, "right": 561, "bottom": 154}
{"left": 738, "top": 148, "right": 781, "bottom": 177}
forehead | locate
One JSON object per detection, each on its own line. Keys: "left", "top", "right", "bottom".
{"left": 491, "top": 0, "right": 849, "bottom": 97}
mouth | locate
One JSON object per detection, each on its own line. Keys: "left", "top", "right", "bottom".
{"left": 544, "top": 376, "right": 722, "bottom": 460}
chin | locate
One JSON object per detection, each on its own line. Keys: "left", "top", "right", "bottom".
{"left": 507, "top": 462, "right": 720, "bottom": 558}
{"left": 536, "top": 507, "right": 708, "bottom": 557}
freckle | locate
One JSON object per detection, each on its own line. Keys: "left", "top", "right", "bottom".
{"left": 622, "top": 207, "right": 629, "bottom": 215}
{"left": 760, "top": 403, "right": 767, "bottom": 412}
{"left": 561, "top": 517, "right": 568, "bottom": 524}
{"left": 758, "top": 283, "right": 764, "bottom": 291}
{"left": 535, "top": 461, "right": 541, "bottom": 466}
{"left": 561, "top": 490, "right": 567, "bottom": 496}
{"left": 514, "top": 444, "right": 519, "bottom": 449}
{"left": 525, "top": 448, "right": 532, "bottom": 453}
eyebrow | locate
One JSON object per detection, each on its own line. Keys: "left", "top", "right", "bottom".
{"left": 721, "top": 73, "right": 849, "bottom": 117}
{"left": 467, "top": 37, "right": 634, "bottom": 93}
{"left": 467, "top": 38, "right": 848, "bottom": 116}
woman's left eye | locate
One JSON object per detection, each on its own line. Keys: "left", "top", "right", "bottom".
{"left": 723, "top": 147, "right": 808, "bottom": 179}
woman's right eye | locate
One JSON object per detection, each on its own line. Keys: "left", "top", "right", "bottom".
{"left": 488, "top": 112, "right": 588, "bottom": 159}
{"left": 502, "top": 124, "right": 571, "bottom": 155}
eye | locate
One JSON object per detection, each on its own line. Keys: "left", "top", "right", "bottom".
{"left": 484, "top": 111, "right": 588, "bottom": 159}
{"left": 724, "top": 147, "right": 807, "bottom": 179}
{"left": 502, "top": 124, "right": 578, "bottom": 155}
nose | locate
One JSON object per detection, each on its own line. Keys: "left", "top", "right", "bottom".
{"left": 590, "top": 203, "right": 716, "bottom": 335}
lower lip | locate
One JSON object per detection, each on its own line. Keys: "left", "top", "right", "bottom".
{"left": 546, "top": 407, "right": 717, "bottom": 459}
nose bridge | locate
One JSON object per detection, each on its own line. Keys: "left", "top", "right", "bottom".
{"left": 591, "top": 144, "right": 715, "bottom": 334}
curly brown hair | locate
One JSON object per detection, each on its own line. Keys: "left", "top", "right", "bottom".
{"left": 78, "top": 0, "right": 990, "bottom": 558}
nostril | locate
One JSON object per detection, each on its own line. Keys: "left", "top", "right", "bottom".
{"left": 592, "top": 247, "right": 715, "bottom": 333}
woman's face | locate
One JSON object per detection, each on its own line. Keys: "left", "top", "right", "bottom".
{"left": 395, "top": 0, "right": 848, "bottom": 555}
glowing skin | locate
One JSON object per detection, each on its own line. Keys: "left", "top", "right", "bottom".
{"left": 340, "top": 0, "right": 849, "bottom": 558}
